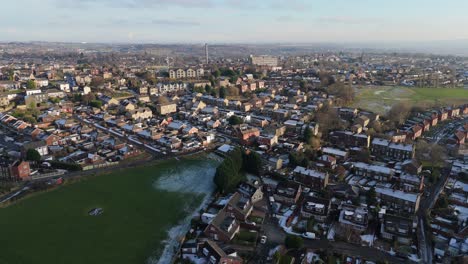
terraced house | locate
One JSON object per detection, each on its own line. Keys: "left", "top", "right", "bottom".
{"left": 293, "top": 166, "right": 329, "bottom": 190}
{"left": 352, "top": 162, "right": 394, "bottom": 182}
{"left": 301, "top": 196, "right": 331, "bottom": 222}
{"left": 204, "top": 209, "right": 240, "bottom": 243}
{"left": 371, "top": 138, "right": 415, "bottom": 160}
{"left": 375, "top": 187, "right": 421, "bottom": 214}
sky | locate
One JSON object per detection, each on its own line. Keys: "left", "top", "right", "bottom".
{"left": 1, "top": 0, "right": 468, "bottom": 44}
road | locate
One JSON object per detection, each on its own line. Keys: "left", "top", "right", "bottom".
{"left": 0, "top": 185, "right": 30, "bottom": 203}
{"left": 416, "top": 167, "right": 450, "bottom": 264}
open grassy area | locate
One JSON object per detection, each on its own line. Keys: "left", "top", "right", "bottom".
{"left": 352, "top": 86, "right": 468, "bottom": 114}
{"left": 0, "top": 157, "right": 216, "bottom": 264}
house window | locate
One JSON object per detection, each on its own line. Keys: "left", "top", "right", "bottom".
{"left": 210, "top": 256, "right": 217, "bottom": 264}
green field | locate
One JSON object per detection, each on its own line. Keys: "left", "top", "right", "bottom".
{"left": 352, "top": 86, "right": 468, "bottom": 114}
{"left": 0, "top": 157, "right": 217, "bottom": 264}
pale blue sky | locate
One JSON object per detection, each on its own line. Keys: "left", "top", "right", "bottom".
{"left": 1, "top": 0, "right": 467, "bottom": 43}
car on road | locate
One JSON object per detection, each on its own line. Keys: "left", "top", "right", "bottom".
{"left": 260, "top": 235, "right": 267, "bottom": 244}
{"left": 302, "top": 232, "right": 316, "bottom": 239}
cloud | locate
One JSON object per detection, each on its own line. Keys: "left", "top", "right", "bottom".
{"left": 59, "top": 0, "right": 214, "bottom": 9}
{"left": 0, "top": 28, "right": 18, "bottom": 34}
{"left": 276, "top": 16, "right": 295, "bottom": 22}
{"left": 316, "top": 16, "right": 379, "bottom": 25}
{"left": 59, "top": 0, "right": 309, "bottom": 10}
{"left": 268, "top": 0, "right": 309, "bottom": 11}
{"left": 106, "top": 18, "right": 200, "bottom": 27}
{"left": 151, "top": 19, "right": 200, "bottom": 26}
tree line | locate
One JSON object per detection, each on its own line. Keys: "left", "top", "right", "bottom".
{"left": 214, "top": 147, "right": 263, "bottom": 193}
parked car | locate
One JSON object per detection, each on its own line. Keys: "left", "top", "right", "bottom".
{"left": 260, "top": 235, "right": 267, "bottom": 244}
{"left": 302, "top": 232, "right": 316, "bottom": 239}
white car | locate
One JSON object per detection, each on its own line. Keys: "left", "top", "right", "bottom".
{"left": 302, "top": 232, "right": 316, "bottom": 239}
{"left": 260, "top": 235, "right": 267, "bottom": 244}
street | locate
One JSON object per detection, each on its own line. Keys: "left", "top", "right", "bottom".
{"left": 416, "top": 167, "right": 450, "bottom": 264}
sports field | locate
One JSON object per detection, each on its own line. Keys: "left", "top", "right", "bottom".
{"left": 0, "top": 157, "right": 217, "bottom": 264}
{"left": 352, "top": 86, "right": 468, "bottom": 114}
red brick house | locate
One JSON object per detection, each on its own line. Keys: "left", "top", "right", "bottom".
{"left": 248, "top": 82, "right": 257, "bottom": 91}
{"left": 30, "top": 128, "right": 44, "bottom": 140}
{"left": 448, "top": 107, "right": 460, "bottom": 118}
{"left": 454, "top": 131, "right": 466, "bottom": 145}
{"left": 407, "top": 125, "right": 422, "bottom": 140}
{"left": 238, "top": 83, "right": 249, "bottom": 93}
{"left": 438, "top": 110, "right": 448, "bottom": 121}
{"left": 10, "top": 160, "right": 31, "bottom": 180}
{"left": 44, "top": 134, "right": 62, "bottom": 146}
{"left": 225, "top": 192, "right": 253, "bottom": 221}
{"left": 427, "top": 115, "right": 438, "bottom": 127}
{"left": 273, "top": 181, "right": 302, "bottom": 205}
{"left": 461, "top": 105, "right": 468, "bottom": 115}
{"left": 204, "top": 209, "right": 240, "bottom": 242}
{"left": 199, "top": 240, "right": 243, "bottom": 264}
{"left": 421, "top": 120, "right": 430, "bottom": 132}
{"left": 235, "top": 125, "right": 260, "bottom": 145}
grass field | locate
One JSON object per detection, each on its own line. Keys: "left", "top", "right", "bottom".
{"left": 0, "top": 157, "right": 217, "bottom": 264}
{"left": 352, "top": 86, "right": 468, "bottom": 114}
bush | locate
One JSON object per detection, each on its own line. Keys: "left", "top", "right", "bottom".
{"left": 236, "top": 230, "right": 257, "bottom": 243}
{"left": 285, "top": 234, "right": 303, "bottom": 249}
{"left": 89, "top": 100, "right": 102, "bottom": 108}
{"left": 228, "top": 115, "right": 243, "bottom": 125}
{"left": 49, "top": 160, "right": 82, "bottom": 171}
{"left": 307, "top": 219, "right": 315, "bottom": 232}
{"left": 26, "top": 149, "right": 41, "bottom": 162}
{"left": 458, "top": 172, "right": 468, "bottom": 183}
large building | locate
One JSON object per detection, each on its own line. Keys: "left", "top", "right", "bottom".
{"left": 125, "top": 107, "right": 153, "bottom": 120}
{"left": 169, "top": 68, "right": 204, "bottom": 79}
{"left": 250, "top": 55, "right": 278, "bottom": 67}
{"left": 0, "top": 94, "right": 10, "bottom": 107}
{"left": 156, "top": 102, "right": 177, "bottom": 115}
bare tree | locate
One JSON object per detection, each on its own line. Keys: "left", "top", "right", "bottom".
{"left": 328, "top": 82, "right": 355, "bottom": 104}
{"left": 415, "top": 140, "right": 447, "bottom": 168}
{"left": 157, "top": 96, "right": 170, "bottom": 104}
{"left": 316, "top": 107, "right": 346, "bottom": 133}
{"left": 387, "top": 102, "right": 411, "bottom": 125}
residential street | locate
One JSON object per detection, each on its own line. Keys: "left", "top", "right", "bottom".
{"left": 416, "top": 167, "right": 450, "bottom": 264}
